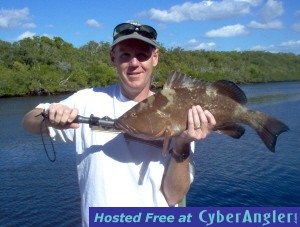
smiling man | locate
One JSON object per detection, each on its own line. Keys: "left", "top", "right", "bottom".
{"left": 22, "top": 21, "right": 216, "bottom": 226}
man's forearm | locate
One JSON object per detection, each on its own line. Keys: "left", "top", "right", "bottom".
{"left": 162, "top": 141, "right": 191, "bottom": 206}
{"left": 22, "top": 108, "right": 48, "bottom": 134}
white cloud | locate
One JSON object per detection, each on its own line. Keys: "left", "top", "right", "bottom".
{"left": 280, "top": 40, "right": 300, "bottom": 52}
{"left": 258, "top": 0, "right": 284, "bottom": 22}
{"left": 186, "top": 38, "right": 216, "bottom": 50}
{"left": 248, "top": 19, "right": 282, "bottom": 29}
{"left": 247, "top": 0, "right": 283, "bottom": 30}
{"left": 41, "top": 33, "right": 52, "bottom": 38}
{"left": 205, "top": 24, "right": 247, "bottom": 38}
{"left": 238, "top": 0, "right": 262, "bottom": 6}
{"left": 251, "top": 40, "right": 300, "bottom": 53}
{"left": 86, "top": 19, "right": 101, "bottom": 28}
{"left": 147, "top": 0, "right": 258, "bottom": 22}
{"left": 0, "top": 8, "right": 33, "bottom": 29}
{"left": 248, "top": 0, "right": 284, "bottom": 29}
{"left": 22, "top": 22, "right": 36, "bottom": 29}
{"left": 16, "top": 31, "right": 36, "bottom": 40}
{"left": 45, "top": 24, "right": 54, "bottom": 28}
{"left": 188, "top": 39, "right": 198, "bottom": 44}
{"left": 156, "top": 23, "right": 168, "bottom": 30}
{"left": 292, "top": 23, "right": 300, "bottom": 32}
{"left": 251, "top": 44, "right": 275, "bottom": 52}
{"left": 194, "top": 42, "right": 217, "bottom": 50}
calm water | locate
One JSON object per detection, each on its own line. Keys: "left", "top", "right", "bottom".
{"left": 1, "top": 81, "right": 300, "bottom": 226}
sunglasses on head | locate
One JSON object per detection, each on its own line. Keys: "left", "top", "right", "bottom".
{"left": 113, "top": 23, "right": 157, "bottom": 41}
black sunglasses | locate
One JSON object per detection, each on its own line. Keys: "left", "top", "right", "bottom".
{"left": 113, "top": 23, "right": 157, "bottom": 41}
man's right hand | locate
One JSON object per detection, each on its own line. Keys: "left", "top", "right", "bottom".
{"left": 22, "top": 104, "right": 79, "bottom": 134}
{"left": 46, "top": 103, "right": 79, "bottom": 129}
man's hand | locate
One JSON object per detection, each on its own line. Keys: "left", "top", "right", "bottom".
{"left": 46, "top": 103, "right": 79, "bottom": 129}
{"left": 176, "top": 105, "right": 216, "bottom": 146}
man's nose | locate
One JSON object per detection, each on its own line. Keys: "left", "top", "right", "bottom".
{"left": 129, "top": 56, "right": 139, "bottom": 66}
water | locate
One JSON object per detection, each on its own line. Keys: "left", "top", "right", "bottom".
{"left": 0, "top": 95, "right": 81, "bottom": 226}
{"left": 0, "top": 82, "right": 299, "bottom": 226}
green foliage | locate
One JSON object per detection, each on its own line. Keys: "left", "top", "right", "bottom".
{"left": 0, "top": 36, "right": 299, "bottom": 97}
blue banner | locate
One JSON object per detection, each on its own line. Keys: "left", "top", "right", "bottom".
{"left": 89, "top": 207, "right": 299, "bottom": 226}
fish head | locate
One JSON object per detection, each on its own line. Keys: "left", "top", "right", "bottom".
{"left": 115, "top": 94, "right": 170, "bottom": 140}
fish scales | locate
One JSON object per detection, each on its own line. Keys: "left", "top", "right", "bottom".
{"left": 115, "top": 72, "right": 289, "bottom": 155}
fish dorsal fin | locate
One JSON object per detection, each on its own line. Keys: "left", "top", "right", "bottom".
{"left": 164, "top": 71, "right": 209, "bottom": 89}
{"left": 212, "top": 80, "right": 247, "bottom": 104}
{"left": 164, "top": 72, "right": 247, "bottom": 104}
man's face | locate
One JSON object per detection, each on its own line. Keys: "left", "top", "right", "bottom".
{"left": 110, "top": 39, "right": 159, "bottom": 95}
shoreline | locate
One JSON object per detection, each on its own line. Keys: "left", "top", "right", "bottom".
{"left": 2, "top": 79, "right": 300, "bottom": 99}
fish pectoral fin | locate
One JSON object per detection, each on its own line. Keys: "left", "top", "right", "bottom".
{"left": 214, "top": 124, "right": 245, "bottom": 139}
{"left": 162, "top": 128, "right": 172, "bottom": 157}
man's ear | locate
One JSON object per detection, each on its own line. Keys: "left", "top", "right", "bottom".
{"left": 110, "top": 51, "right": 115, "bottom": 66}
{"left": 153, "top": 48, "right": 159, "bottom": 67}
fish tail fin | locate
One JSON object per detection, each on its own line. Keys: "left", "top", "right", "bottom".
{"left": 250, "top": 111, "right": 289, "bottom": 152}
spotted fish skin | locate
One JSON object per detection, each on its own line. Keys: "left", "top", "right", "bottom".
{"left": 115, "top": 72, "right": 289, "bottom": 154}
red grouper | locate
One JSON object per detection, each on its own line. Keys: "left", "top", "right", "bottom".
{"left": 115, "top": 72, "right": 289, "bottom": 155}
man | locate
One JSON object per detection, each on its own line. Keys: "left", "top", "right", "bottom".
{"left": 22, "top": 21, "right": 216, "bottom": 226}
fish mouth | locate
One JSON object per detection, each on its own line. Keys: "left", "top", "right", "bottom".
{"left": 114, "top": 120, "right": 139, "bottom": 135}
{"left": 153, "top": 128, "right": 166, "bottom": 138}
{"left": 114, "top": 120, "right": 159, "bottom": 140}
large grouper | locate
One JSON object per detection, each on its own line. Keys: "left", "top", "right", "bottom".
{"left": 114, "top": 72, "right": 289, "bottom": 155}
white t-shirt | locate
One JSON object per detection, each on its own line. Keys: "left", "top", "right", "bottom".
{"left": 37, "top": 84, "right": 194, "bottom": 226}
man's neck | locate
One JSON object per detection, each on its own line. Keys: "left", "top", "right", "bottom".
{"left": 121, "top": 86, "right": 154, "bottom": 102}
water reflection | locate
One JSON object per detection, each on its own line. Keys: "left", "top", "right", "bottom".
{"left": 247, "top": 92, "right": 300, "bottom": 106}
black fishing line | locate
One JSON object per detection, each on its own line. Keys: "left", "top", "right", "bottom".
{"left": 37, "top": 110, "right": 56, "bottom": 162}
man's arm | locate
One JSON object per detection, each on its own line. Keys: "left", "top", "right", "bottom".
{"left": 23, "top": 108, "right": 49, "bottom": 134}
{"left": 161, "top": 105, "right": 216, "bottom": 206}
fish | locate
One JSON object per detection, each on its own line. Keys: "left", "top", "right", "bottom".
{"left": 114, "top": 72, "right": 289, "bottom": 155}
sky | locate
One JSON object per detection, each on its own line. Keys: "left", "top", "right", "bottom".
{"left": 1, "top": 0, "right": 300, "bottom": 54}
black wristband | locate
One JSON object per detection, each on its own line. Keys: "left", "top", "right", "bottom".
{"left": 169, "top": 148, "right": 190, "bottom": 163}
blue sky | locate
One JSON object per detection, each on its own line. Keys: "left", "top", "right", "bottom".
{"left": 1, "top": 0, "right": 300, "bottom": 54}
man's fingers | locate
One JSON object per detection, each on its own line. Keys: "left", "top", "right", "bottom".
{"left": 192, "top": 106, "right": 201, "bottom": 130}
{"left": 68, "top": 108, "right": 79, "bottom": 123}
{"left": 47, "top": 103, "right": 79, "bottom": 128}
{"left": 204, "top": 110, "right": 216, "bottom": 129}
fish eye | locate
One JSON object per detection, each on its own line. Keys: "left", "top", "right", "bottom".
{"left": 130, "top": 112, "right": 137, "bottom": 118}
